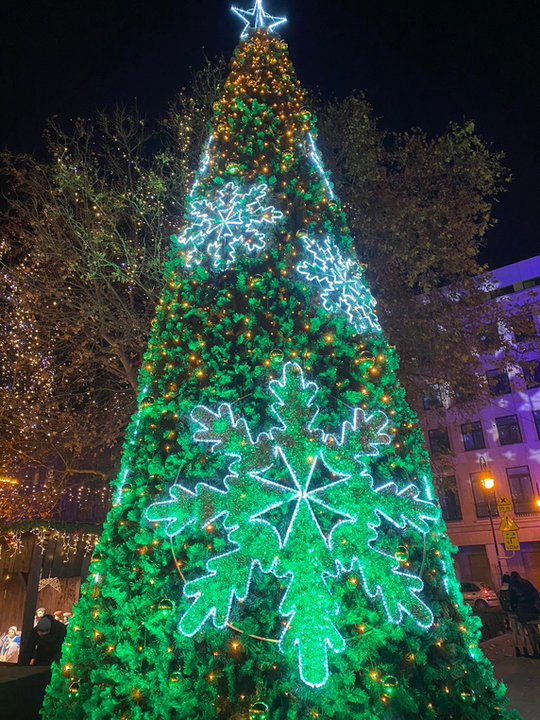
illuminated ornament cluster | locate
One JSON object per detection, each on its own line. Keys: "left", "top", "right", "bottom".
{"left": 297, "top": 234, "right": 382, "bottom": 334}
{"left": 178, "top": 182, "right": 284, "bottom": 271}
{"left": 147, "top": 362, "right": 438, "bottom": 688}
{"left": 232, "top": 0, "right": 287, "bottom": 40}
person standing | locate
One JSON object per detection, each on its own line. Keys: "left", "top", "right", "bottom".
{"left": 509, "top": 571, "right": 540, "bottom": 657}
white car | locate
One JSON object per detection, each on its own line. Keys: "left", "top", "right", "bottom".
{"left": 460, "top": 581, "right": 500, "bottom": 608}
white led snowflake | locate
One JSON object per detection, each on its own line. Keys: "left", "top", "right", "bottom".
{"left": 297, "top": 234, "right": 382, "bottom": 334}
{"left": 178, "top": 182, "right": 284, "bottom": 271}
{"left": 147, "top": 362, "right": 439, "bottom": 688}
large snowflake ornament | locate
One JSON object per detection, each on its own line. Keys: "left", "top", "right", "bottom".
{"left": 297, "top": 234, "right": 382, "bottom": 334}
{"left": 178, "top": 181, "right": 284, "bottom": 271}
{"left": 147, "top": 362, "right": 439, "bottom": 688}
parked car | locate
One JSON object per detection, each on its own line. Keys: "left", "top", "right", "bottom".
{"left": 460, "top": 581, "right": 500, "bottom": 608}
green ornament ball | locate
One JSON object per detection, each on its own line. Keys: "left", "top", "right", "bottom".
{"left": 383, "top": 676, "right": 398, "bottom": 695}
{"left": 249, "top": 702, "right": 269, "bottom": 720}
{"left": 460, "top": 690, "right": 476, "bottom": 704}
{"left": 158, "top": 598, "right": 175, "bottom": 615}
{"left": 395, "top": 545, "right": 409, "bottom": 563}
{"left": 169, "top": 671, "right": 182, "bottom": 683}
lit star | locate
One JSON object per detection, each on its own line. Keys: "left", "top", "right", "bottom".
{"left": 231, "top": 0, "right": 287, "bottom": 39}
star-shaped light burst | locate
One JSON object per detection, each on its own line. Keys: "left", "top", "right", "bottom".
{"left": 232, "top": 0, "right": 287, "bottom": 39}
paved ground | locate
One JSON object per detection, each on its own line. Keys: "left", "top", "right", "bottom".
{"left": 482, "top": 633, "right": 540, "bottom": 719}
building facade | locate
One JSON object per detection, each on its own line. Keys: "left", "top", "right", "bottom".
{"left": 421, "top": 255, "right": 540, "bottom": 589}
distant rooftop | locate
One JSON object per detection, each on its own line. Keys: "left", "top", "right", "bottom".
{"left": 486, "top": 254, "right": 540, "bottom": 299}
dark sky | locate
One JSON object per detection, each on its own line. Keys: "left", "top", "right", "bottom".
{"left": 1, "top": 0, "right": 539, "bottom": 269}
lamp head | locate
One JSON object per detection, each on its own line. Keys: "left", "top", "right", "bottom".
{"left": 480, "top": 472, "right": 495, "bottom": 490}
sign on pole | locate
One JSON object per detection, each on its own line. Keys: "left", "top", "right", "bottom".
{"left": 503, "top": 530, "right": 520, "bottom": 552}
{"left": 497, "top": 496, "right": 513, "bottom": 514}
{"left": 498, "top": 513, "right": 519, "bottom": 532}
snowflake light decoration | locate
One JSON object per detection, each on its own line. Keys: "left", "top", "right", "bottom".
{"left": 178, "top": 182, "right": 284, "bottom": 271}
{"left": 297, "top": 234, "right": 382, "bottom": 334}
{"left": 147, "top": 362, "right": 439, "bottom": 688}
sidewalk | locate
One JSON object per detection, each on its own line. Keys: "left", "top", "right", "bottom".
{"left": 482, "top": 634, "right": 540, "bottom": 719}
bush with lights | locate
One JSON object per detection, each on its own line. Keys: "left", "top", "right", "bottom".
{"left": 43, "top": 3, "right": 521, "bottom": 719}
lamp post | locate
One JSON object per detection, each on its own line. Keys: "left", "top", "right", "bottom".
{"left": 479, "top": 457, "right": 503, "bottom": 581}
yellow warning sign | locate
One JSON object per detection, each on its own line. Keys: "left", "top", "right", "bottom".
{"left": 497, "top": 496, "right": 513, "bottom": 514}
{"left": 499, "top": 513, "right": 519, "bottom": 532}
{"left": 503, "top": 530, "right": 520, "bottom": 551}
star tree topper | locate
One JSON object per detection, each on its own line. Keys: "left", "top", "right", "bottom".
{"left": 232, "top": 0, "right": 287, "bottom": 39}
{"left": 147, "top": 363, "right": 439, "bottom": 688}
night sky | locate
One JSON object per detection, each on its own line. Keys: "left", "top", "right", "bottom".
{"left": 1, "top": 0, "right": 539, "bottom": 269}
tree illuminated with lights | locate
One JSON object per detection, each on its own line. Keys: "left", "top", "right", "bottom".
{"left": 43, "top": 3, "right": 520, "bottom": 719}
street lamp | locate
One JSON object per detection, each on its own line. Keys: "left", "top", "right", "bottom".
{"left": 479, "top": 457, "right": 503, "bottom": 581}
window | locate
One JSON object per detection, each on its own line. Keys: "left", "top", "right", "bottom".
{"left": 523, "top": 276, "right": 540, "bottom": 289}
{"left": 428, "top": 428, "right": 451, "bottom": 454}
{"left": 461, "top": 421, "right": 486, "bottom": 451}
{"left": 423, "top": 384, "right": 443, "bottom": 410}
{"left": 506, "top": 466, "right": 539, "bottom": 515}
{"left": 479, "top": 322, "right": 500, "bottom": 349}
{"left": 434, "top": 476, "right": 462, "bottom": 522}
{"left": 534, "top": 411, "right": 540, "bottom": 441}
{"left": 470, "top": 471, "right": 498, "bottom": 519}
{"left": 490, "top": 284, "right": 514, "bottom": 299}
{"left": 495, "top": 415, "right": 522, "bottom": 445}
{"left": 511, "top": 312, "right": 537, "bottom": 343}
{"left": 522, "top": 359, "right": 540, "bottom": 389}
{"left": 486, "top": 369, "right": 511, "bottom": 396}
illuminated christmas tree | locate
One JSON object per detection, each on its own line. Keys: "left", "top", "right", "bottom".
{"left": 43, "top": 3, "right": 520, "bottom": 719}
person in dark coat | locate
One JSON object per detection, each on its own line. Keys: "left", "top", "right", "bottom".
{"left": 509, "top": 571, "right": 540, "bottom": 657}
{"left": 20, "top": 614, "right": 67, "bottom": 666}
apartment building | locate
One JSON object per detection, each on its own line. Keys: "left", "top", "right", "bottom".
{"left": 421, "top": 255, "right": 540, "bottom": 589}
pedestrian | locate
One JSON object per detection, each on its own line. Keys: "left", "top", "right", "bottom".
{"left": 20, "top": 614, "right": 67, "bottom": 666}
{"left": 500, "top": 573, "right": 525, "bottom": 655}
{"left": 509, "top": 571, "right": 540, "bottom": 658}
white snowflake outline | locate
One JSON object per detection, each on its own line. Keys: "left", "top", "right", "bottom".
{"left": 147, "top": 362, "right": 439, "bottom": 687}
{"left": 178, "top": 181, "right": 284, "bottom": 270}
{"left": 297, "top": 234, "right": 382, "bottom": 334}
